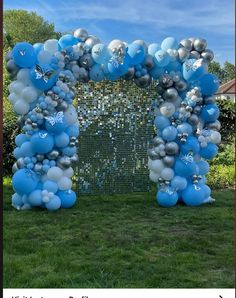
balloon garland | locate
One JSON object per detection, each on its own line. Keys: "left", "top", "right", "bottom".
{"left": 6, "top": 29, "right": 220, "bottom": 210}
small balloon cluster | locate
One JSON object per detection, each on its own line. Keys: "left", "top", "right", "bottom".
{"left": 6, "top": 28, "right": 220, "bottom": 210}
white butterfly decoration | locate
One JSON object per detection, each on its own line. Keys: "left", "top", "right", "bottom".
{"left": 45, "top": 112, "right": 64, "bottom": 126}
{"left": 39, "top": 132, "right": 48, "bottom": 138}
{"left": 185, "top": 58, "right": 203, "bottom": 72}
{"left": 181, "top": 152, "right": 194, "bottom": 164}
{"left": 35, "top": 64, "right": 55, "bottom": 83}
{"left": 193, "top": 184, "right": 201, "bottom": 191}
{"left": 18, "top": 49, "right": 26, "bottom": 56}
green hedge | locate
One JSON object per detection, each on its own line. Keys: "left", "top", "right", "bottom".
{"left": 207, "top": 164, "right": 235, "bottom": 189}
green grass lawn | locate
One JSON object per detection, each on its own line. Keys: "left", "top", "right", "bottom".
{"left": 3, "top": 183, "right": 234, "bottom": 288}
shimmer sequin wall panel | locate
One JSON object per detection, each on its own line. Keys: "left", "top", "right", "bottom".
{"left": 75, "top": 80, "right": 156, "bottom": 195}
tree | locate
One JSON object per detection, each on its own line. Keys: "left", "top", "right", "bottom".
{"left": 223, "top": 61, "right": 235, "bottom": 83}
{"left": 209, "top": 60, "right": 235, "bottom": 84}
{"left": 3, "top": 9, "right": 61, "bottom": 48}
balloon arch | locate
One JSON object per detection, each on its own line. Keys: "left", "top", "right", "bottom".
{"left": 6, "top": 28, "right": 221, "bottom": 211}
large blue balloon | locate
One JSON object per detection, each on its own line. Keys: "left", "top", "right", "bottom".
{"left": 161, "top": 37, "right": 179, "bottom": 51}
{"left": 15, "top": 134, "right": 30, "bottom": 147}
{"left": 107, "top": 55, "right": 129, "bottom": 76}
{"left": 54, "top": 132, "right": 70, "bottom": 148}
{"left": 156, "top": 189, "right": 178, "bottom": 207}
{"left": 174, "top": 157, "right": 197, "bottom": 177}
{"left": 181, "top": 136, "right": 200, "bottom": 154}
{"left": 28, "top": 189, "right": 43, "bottom": 206}
{"left": 12, "top": 169, "right": 39, "bottom": 195}
{"left": 200, "top": 104, "right": 220, "bottom": 122}
{"left": 154, "top": 115, "right": 170, "bottom": 131}
{"left": 162, "top": 126, "right": 178, "bottom": 141}
{"left": 154, "top": 50, "right": 170, "bottom": 67}
{"left": 12, "top": 42, "right": 36, "bottom": 68}
{"left": 31, "top": 130, "right": 54, "bottom": 154}
{"left": 30, "top": 63, "right": 58, "bottom": 91}
{"left": 58, "top": 34, "right": 80, "bottom": 49}
{"left": 199, "top": 143, "right": 218, "bottom": 159}
{"left": 182, "top": 184, "right": 205, "bottom": 206}
{"left": 91, "top": 44, "right": 110, "bottom": 64}
{"left": 45, "top": 113, "right": 66, "bottom": 135}
{"left": 65, "top": 125, "right": 80, "bottom": 137}
{"left": 57, "top": 189, "right": 76, "bottom": 208}
{"left": 127, "top": 43, "right": 145, "bottom": 65}
{"left": 43, "top": 180, "right": 58, "bottom": 193}
{"left": 199, "top": 73, "right": 220, "bottom": 96}
{"left": 182, "top": 59, "right": 206, "bottom": 81}
{"left": 45, "top": 195, "right": 61, "bottom": 211}
{"left": 20, "top": 141, "right": 34, "bottom": 157}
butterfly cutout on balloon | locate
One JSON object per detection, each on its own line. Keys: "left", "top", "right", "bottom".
{"left": 18, "top": 49, "right": 26, "bottom": 56}
{"left": 45, "top": 112, "right": 64, "bottom": 126}
{"left": 35, "top": 64, "right": 56, "bottom": 83}
{"left": 185, "top": 58, "right": 204, "bottom": 72}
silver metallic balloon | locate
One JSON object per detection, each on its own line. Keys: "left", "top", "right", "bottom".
{"left": 193, "top": 106, "right": 202, "bottom": 114}
{"left": 147, "top": 148, "right": 159, "bottom": 159}
{"left": 74, "top": 28, "right": 88, "bottom": 41}
{"left": 134, "top": 74, "right": 151, "bottom": 88}
{"left": 143, "top": 54, "right": 155, "bottom": 69}
{"left": 163, "top": 155, "right": 175, "bottom": 167}
{"left": 163, "top": 87, "right": 178, "bottom": 101}
{"left": 206, "top": 120, "right": 221, "bottom": 131}
{"left": 174, "top": 79, "right": 188, "bottom": 92}
{"left": 6, "top": 59, "right": 19, "bottom": 74}
{"left": 201, "top": 49, "right": 214, "bottom": 63}
{"left": 189, "top": 51, "right": 200, "bottom": 59}
{"left": 159, "top": 74, "right": 173, "bottom": 88}
{"left": 47, "top": 150, "right": 60, "bottom": 160}
{"left": 180, "top": 39, "right": 193, "bottom": 51}
{"left": 178, "top": 47, "right": 190, "bottom": 62}
{"left": 36, "top": 154, "right": 45, "bottom": 162}
{"left": 43, "top": 110, "right": 50, "bottom": 117}
{"left": 79, "top": 53, "right": 94, "bottom": 69}
{"left": 204, "top": 96, "right": 216, "bottom": 104}
{"left": 188, "top": 114, "right": 199, "bottom": 126}
{"left": 16, "top": 157, "right": 25, "bottom": 169}
{"left": 57, "top": 101, "right": 68, "bottom": 111}
{"left": 123, "top": 67, "right": 135, "bottom": 80}
{"left": 6, "top": 51, "right": 12, "bottom": 62}
{"left": 156, "top": 84, "right": 165, "bottom": 94}
{"left": 77, "top": 67, "right": 89, "bottom": 82}
{"left": 12, "top": 163, "right": 18, "bottom": 174}
{"left": 58, "top": 156, "right": 71, "bottom": 168}
{"left": 34, "top": 163, "right": 43, "bottom": 172}
{"left": 165, "top": 142, "right": 179, "bottom": 155}
{"left": 70, "top": 154, "right": 79, "bottom": 162}
{"left": 193, "top": 38, "right": 207, "bottom": 53}
{"left": 133, "top": 39, "right": 148, "bottom": 53}
{"left": 84, "top": 35, "right": 100, "bottom": 52}
{"left": 153, "top": 136, "right": 165, "bottom": 146}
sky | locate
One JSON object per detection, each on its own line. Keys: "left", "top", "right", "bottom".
{"left": 3, "top": 0, "right": 235, "bottom": 65}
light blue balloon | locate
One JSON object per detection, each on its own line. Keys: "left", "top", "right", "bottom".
{"left": 28, "top": 189, "right": 43, "bottom": 206}
{"left": 33, "top": 43, "right": 44, "bottom": 55}
{"left": 62, "top": 146, "right": 77, "bottom": 157}
{"left": 12, "top": 42, "right": 36, "bottom": 68}
{"left": 15, "top": 134, "right": 29, "bottom": 147}
{"left": 200, "top": 104, "right": 220, "bottom": 122}
{"left": 45, "top": 195, "right": 61, "bottom": 211}
{"left": 43, "top": 180, "right": 58, "bottom": 193}
{"left": 199, "top": 73, "right": 220, "bottom": 96}
{"left": 161, "top": 37, "right": 179, "bottom": 51}
{"left": 89, "top": 64, "right": 105, "bottom": 82}
{"left": 148, "top": 43, "right": 161, "bottom": 56}
{"left": 177, "top": 123, "right": 193, "bottom": 135}
{"left": 171, "top": 176, "right": 188, "bottom": 190}
{"left": 199, "top": 143, "right": 218, "bottom": 159}
{"left": 162, "top": 126, "right": 178, "bottom": 141}
{"left": 20, "top": 141, "right": 34, "bottom": 157}
{"left": 154, "top": 50, "right": 170, "bottom": 67}
{"left": 156, "top": 189, "right": 178, "bottom": 207}
{"left": 154, "top": 115, "right": 170, "bottom": 131}
{"left": 12, "top": 169, "right": 39, "bottom": 195}
{"left": 13, "top": 147, "right": 22, "bottom": 159}
{"left": 31, "top": 130, "right": 54, "bottom": 154}
{"left": 65, "top": 125, "right": 80, "bottom": 137}
{"left": 91, "top": 43, "right": 110, "bottom": 64}
{"left": 58, "top": 34, "right": 80, "bottom": 49}
{"left": 57, "top": 189, "right": 76, "bottom": 208}
{"left": 127, "top": 43, "right": 145, "bottom": 65}
{"left": 201, "top": 184, "right": 211, "bottom": 198}
{"left": 54, "top": 132, "right": 70, "bottom": 148}
{"left": 182, "top": 58, "right": 206, "bottom": 82}
{"left": 165, "top": 61, "right": 182, "bottom": 72}
{"left": 182, "top": 183, "right": 205, "bottom": 206}
{"left": 12, "top": 193, "right": 24, "bottom": 208}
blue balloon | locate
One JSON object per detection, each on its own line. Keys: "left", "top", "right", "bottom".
{"left": 154, "top": 115, "right": 170, "bottom": 131}
{"left": 62, "top": 146, "right": 77, "bottom": 157}
{"left": 156, "top": 189, "right": 178, "bottom": 207}
{"left": 91, "top": 44, "right": 110, "bottom": 64}
{"left": 45, "top": 114, "right": 66, "bottom": 135}
{"left": 177, "top": 123, "right": 193, "bottom": 135}
{"left": 174, "top": 157, "right": 197, "bottom": 177}
{"left": 197, "top": 160, "right": 209, "bottom": 175}
{"left": 45, "top": 195, "right": 61, "bottom": 211}
{"left": 57, "top": 189, "right": 76, "bottom": 208}
{"left": 165, "top": 61, "right": 182, "bottom": 72}
{"left": 199, "top": 73, "right": 220, "bottom": 96}
{"left": 182, "top": 59, "right": 206, "bottom": 81}
{"left": 43, "top": 180, "right": 58, "bottom": 193}
{"left": 199, "top": 143, "right": 218, "bottom": 159}
{"left": 12, "top": 193, "right": 24, "bottom": 208}
{"left": 171, "top": 176, "right": 188, "bottom": 191}
{"left": 148, "top": 43, "right": 161, "bottom": 56}
{"left": 54, "top": 132, "right": 70, "bottom": 148}
{"left": 201, "top": 184, "right": 211, "bottom": 198}
{"left": 12, "top": 42, "right": 36, "bottom": 68}
{"left": 33, "top": 43, "right": 44, "bottom": 55}
{"left": 31, "top": 130, "right": 54, "bottom": 154}
{"left": 154, "top": 50, "right": 171, "bottom": 67}
{"left": 162, "top": 126, "right": 178, "bottom": 141}
{"left": 161, "top": 37, "right": 179, "bottom": 51}
{"left": 28, "top": 189, "right": 43, "bottom": 206}
{"left": 12, "top": 169, "right": 39, "bottom": 195}
{"left": 89, "top": 64, "right": 105, "bottom": 82}
{"left": 107, "top": 55, "right": 129, "bottom": 76}
{"left": 30, "top": 63, "right": 58, "bottom": 91}
{"left": 13, "top": 147, "right": 22, "bottom": 159}
{"left": 20, "top": 141, "right": 34, "bottom": 157}
{"left": 65, "top": 125, "right": 80, "bottom": 137}
{"left": 127, "top": 43, "right": 145, "bottom": 65}
{"left": 182, "top": 183, "right": 205, "bottom": 206}
{"left": 181, "top": 136, "right": 200, "bottom": 154}
{"left": 200, "top": 104, "right": 220, "bottom": 122}
{"left": 58, "top": 34, "right": 80, "bottom": 49}
{"left": 15, "top": 134, "right": 29, "bottom": 147}
{"left": 149, "top": 66, "right": 165, "bottom": 79}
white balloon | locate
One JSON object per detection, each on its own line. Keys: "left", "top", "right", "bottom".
{"left": 41, "top": 175, "right": 48, "bottom": 182}
{"left": 37, "top": 50, "right": 52, "bottom": 64}
{"left": 58, "top": 177, "right": 72, "bottom": 190}
{"left": 210, "top": 131, "right": 221, "bottom": 144}
{"left": 160, "top": 168, "right": 174, "bottom": 180}
{"left": 17, "top": 69, "right": 31, "bottom": 84}
{"left": 21, "top": 86, "right": 38, "bottom": 103}
{"left": 8, "top": 93, "right": 18, "bottom": 105}
{"left": 148, "top": 158, "right": 164, "bottom": 174}
{"left": 11, "top": 81, "right": 25, "bottom": 95}
{"left": 63, "top": 167, "right": 74, "bottom": 178}
{"left": 160, "top": 102, "right": 175, "bottom": 117}
{"left": 64, "top": 105, "right": 78, "bottom": 124}
{"left": 14, "top": 100, "right": 30, "bottom": 115}
{"left": 44, "top": 39, "right": 59, "bottom": 54}
{"left": 47, "top": 167, "right": 63, "bottom": 181}
{"left": 9, "top": 81, "right": 17, "bottom": 93}
{"left": 149, "top": 170, "right": 160, "bottom": 182}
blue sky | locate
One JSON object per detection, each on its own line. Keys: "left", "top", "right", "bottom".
{"left": 4, "top": 0, "right": 235, "bottom": 64}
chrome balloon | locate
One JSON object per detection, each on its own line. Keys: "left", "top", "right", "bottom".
{"left": 74, "top": 28, "right": 88, "bottom": 41}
